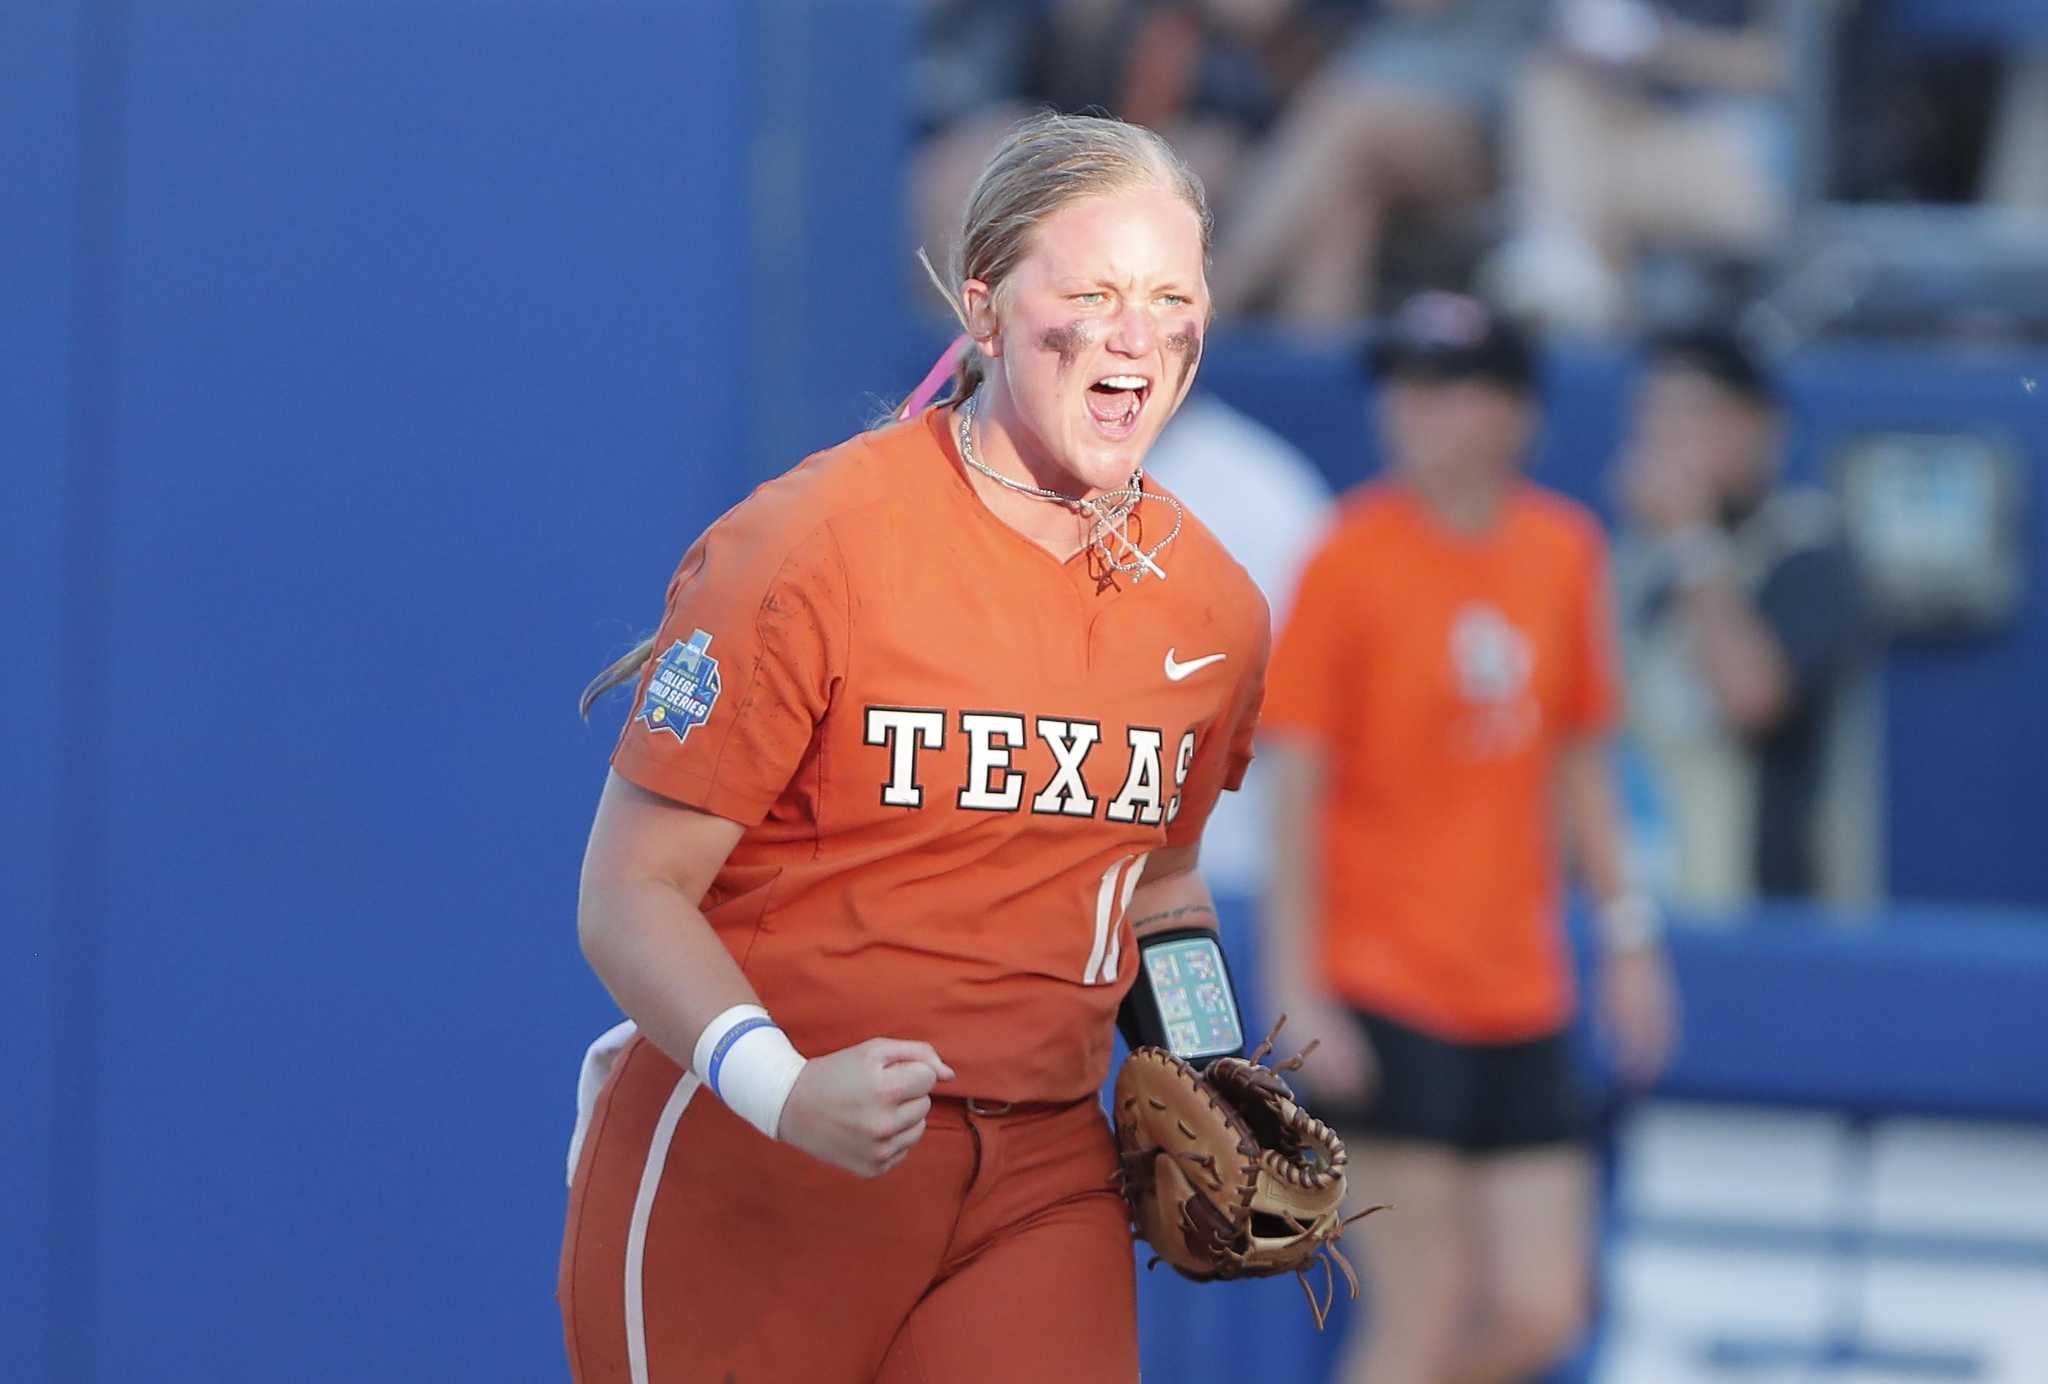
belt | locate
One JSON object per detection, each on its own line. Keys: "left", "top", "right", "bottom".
{"left": 941, "top": 1095, "right": 1076, "bottom": 1118}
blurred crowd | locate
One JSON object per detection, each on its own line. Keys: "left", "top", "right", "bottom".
{"left": 913, "top": 0, "right": 2036, "bottom": 341}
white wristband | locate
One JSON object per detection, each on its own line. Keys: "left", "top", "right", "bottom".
{"left": 692, "top": 1004, "right": 808, "bottom": 1141}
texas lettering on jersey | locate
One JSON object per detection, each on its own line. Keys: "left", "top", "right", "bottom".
{"left": 863, "top": 706, "right": 1198, "bottom": 824}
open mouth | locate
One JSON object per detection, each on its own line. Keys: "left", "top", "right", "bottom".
{"left": 1085, "top": 374, "right": 1151, "bottom": 439}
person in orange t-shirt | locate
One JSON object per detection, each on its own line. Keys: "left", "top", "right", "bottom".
{"left": 557, "top": 114, "right": 1271, "bottom": 1384}
{"left": 1262, "top": 293, "right": 1677, "bottom": 1384}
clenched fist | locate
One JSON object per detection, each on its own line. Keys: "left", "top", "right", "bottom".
{"left": 778, "top": 1039, "right": 955, "bottom": 1178}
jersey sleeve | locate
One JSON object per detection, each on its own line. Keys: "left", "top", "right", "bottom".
{"left": 1560, "top": 519, "right": 1622, "bottom": 736}
{"left": 609, "top": 504, "right": 848, "bottom": 826}
{"left": 1256, "top": 529, "right": 1354, "bottom": 745}
{"left": 1166, "top": 595, "right": 1271, "bottom": 850}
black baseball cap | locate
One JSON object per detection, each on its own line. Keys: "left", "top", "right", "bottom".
{"left": 1366, "top": 291, "right": 1538, "bottom": 393}
{"left": 1645, "top": 327, "right": 1778, "bottom": 406}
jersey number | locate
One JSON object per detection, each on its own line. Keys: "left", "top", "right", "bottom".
{"left": 1082, "top": 854, "right": 1147, "bottom": 985}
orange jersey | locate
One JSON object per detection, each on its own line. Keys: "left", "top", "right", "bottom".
{"left": 611, "top": 405, "right": 1269, "bottom": 1103}
{"left": 1262, "top": 482, "right": 1619, "bottom": 1041}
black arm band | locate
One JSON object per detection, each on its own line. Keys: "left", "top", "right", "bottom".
{"left": 1115, "top": 927, "right": 1247, "bottom": 1067}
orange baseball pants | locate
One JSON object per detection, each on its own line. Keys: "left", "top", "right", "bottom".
{"left": 559, "top": 1037, "right": 1139, "bottom": 1383}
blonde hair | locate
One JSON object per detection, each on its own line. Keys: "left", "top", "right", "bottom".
{"left": 579, "top": 640, "right": 653, "bottom": 720}
{"left": 926, "top": 109, "right": 1213, "bottom": 406}
{"left": 583, "top": 113, "right": 1211, "bottom": 718}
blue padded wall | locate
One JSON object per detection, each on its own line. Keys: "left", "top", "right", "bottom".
{"left": 2, "top": 4, "right": 83, "bottom": 1381}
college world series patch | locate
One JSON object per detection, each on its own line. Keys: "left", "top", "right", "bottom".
{"left": 639, "top": 629, "right": 722, "bottom": 743}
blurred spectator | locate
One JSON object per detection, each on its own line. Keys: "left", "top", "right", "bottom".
{"left": 1262, "top": 293, "right": 1675, "bottom": 1384}
{"left": 1140, "top": 391, "right": 1334, "bottom": 897}
{"left": 1484, "top": 0, "right": 1791, "bottom": 335}
{"left": 1610, "top": 330, "right": 1874, "bottom": 910}
{"left": 910, "top": 0, "right": 1310, "bottom": 293}
{"left": 1212, "top": 0, "right": 1548, "bottom": 329}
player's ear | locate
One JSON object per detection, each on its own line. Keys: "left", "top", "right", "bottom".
{"left": 961, "top": 278, "right": 1002, "bottom": 359}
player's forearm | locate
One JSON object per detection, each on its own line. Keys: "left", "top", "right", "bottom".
{"left": 1558, "top": 738, "right": 1630, "bottom": 907}
{"left": 1260, "top": 738, "right": 1325, "bottom": 1002}
{"left": 1127, "top": 852, "right": 1220, "bottom": 941}
{"left": 1558, "top": 737, "right": 1667, "bottom": 955}
{"left": 578, "top": 877, "right": 763, "bottom": 1070}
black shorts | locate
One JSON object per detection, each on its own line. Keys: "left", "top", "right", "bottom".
{"left": 1338, "top": 1008, "right": 1586, "bottom": 1155}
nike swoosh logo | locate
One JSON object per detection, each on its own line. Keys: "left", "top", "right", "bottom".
{"left": 1163, "top": 648, "right": 1228, "bottom": 682}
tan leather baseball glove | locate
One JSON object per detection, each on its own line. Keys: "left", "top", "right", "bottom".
{"left": 1112, "top": 1019, "right": 1383, "bottom": 1328}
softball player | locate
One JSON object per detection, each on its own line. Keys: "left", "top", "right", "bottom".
{"left": 560, "top": 113, "right": 1269, "bottom": 1383}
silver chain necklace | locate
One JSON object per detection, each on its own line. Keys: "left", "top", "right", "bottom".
{"left": 956, "top": 391, "right": 1182, "bottom": 582}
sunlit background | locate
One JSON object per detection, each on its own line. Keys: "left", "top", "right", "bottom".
{"left": 7, "top": 2, "right": 2045, "bottom": 1381}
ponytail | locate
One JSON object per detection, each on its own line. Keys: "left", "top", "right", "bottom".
{"left": 578, "top": 634, "right": 656, "bottom": 721}
{"left": 950, "top": 347, "right": 987, "bottom": 406}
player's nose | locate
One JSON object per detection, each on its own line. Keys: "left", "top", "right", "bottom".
{"left": 1105, "top": 302, "right": 1156, "bottom": 357}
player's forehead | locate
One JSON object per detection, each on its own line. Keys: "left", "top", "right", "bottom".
{"left": 1011, "top": 186, "right": 1206, "bottom": 293}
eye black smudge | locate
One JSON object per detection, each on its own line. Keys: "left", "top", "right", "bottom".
{"left": 1040, "top": 321, "right": 1093, "bottom": 373}
{"left": 1167, "top": 325, "right": 1203, "bottom": 393}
